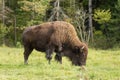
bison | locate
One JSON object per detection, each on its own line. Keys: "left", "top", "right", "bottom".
{"left": 22, "top": 21, "right": 88, "bottom": 66}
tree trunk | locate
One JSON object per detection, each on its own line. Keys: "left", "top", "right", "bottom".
{"left": 14, "top": 15, "right": 17, "bottom": 46}
{"left": 56, "top": 0, "right": 60, "bottom": 20}
{"left": 2, "top": 0, "right": 5, "bottom": 25}
{"left": 2, "top": 0, "right": 5, "bottom": 45}
{"left": 88, "top": 0, "right": 93, "bottom": 42}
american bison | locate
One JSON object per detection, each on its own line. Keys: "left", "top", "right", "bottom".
{"left": 22, "top": 21, "right": 88, "bottom": 66}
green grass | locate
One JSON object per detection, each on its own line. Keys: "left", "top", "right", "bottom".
{"left": 0, "top": 47, "right": 120, "bottom": 80}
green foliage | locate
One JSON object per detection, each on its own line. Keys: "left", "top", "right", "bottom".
{"left": 0, "top": 24, "right": 7, "bottom": 37}
{"left": 16, "top": 0, "right": 50, "bottom": 26}
{"left": 0, "top": 24, "right": 22, "bottom": 47}
{"left": 0, "top": 24, "right": 8, "bottom": 45}
{"left": 93, "top": 9, "right": 111, "bottom": 24}
{"left": 93, "top": 8, "right": 120, "bottom": 49}
{"left": 93, "top": 29, "right": 120, "bottom": 49}
{"left": 19, "top": 0, "right": 49, "bottom": 15}
{"left": 16, "top": 41, "right": 22, "bottom": 48}
{"left": 94, "top": 30, "right": 103, "bottom": 36}
{"left": 116, "top": 0, "right": 120, "bottom": 8}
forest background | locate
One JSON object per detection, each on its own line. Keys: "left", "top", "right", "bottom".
{"left": 0, "top": 0, "right": 120, "bottom": 49}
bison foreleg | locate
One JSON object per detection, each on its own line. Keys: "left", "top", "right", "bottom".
{"left": 55, "top": 53, "right": 62, "bottom": 64}
{"left": 45, "top": 48, "right": 54, "bottom": 64}
{"left": 55, "top": 45, "right": 63, "bottom": 64}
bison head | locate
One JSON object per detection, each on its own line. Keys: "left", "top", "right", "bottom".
{"left": 62, "top": 43, "right": 88, "bottom": 66}
{"left": 71, "top": 43, "right": 88, "bottom": 66}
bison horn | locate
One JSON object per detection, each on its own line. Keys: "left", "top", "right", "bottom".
{"left": 80, "top": 46, "right": 85, "bottom": 52}
{"left": 81, "top": 46, "right": 85, "bottom": 49}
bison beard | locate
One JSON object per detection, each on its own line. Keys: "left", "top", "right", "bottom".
{"left": 22, "top": 21, "right": 88, "bottom": 66}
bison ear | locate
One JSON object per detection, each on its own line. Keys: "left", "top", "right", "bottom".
{"left": 80, "top": 46, "right": 85, "bottom": 53}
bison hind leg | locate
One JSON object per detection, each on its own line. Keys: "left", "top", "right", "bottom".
{"left": 23, "top": 47, "right": 33, "bottom": 65}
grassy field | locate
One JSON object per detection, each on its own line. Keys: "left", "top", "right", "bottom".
{"left": 0, "top": 47, "right": 120, "bottom": 80}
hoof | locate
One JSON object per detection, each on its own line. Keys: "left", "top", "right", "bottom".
{"left": 24, "top": 61, "right": 28, "bottom": 65}
{"left": 55, "top": 55, "right": 62, "bottom": 64}
{"left": 46, "top": 55, "right": 52, "bottom": 60}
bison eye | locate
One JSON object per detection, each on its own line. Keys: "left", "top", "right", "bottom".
{"left": 82, "top": 53, "right": 86, "bottom": 57}
{"left": 74, "top": 46, "right": 80, "bottom": 53}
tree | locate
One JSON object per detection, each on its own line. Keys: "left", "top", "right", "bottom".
{"left": 74, "top": 7, "right": 90, "bottom": 43}
{"left": 19, "top": 0, "right": 50, "bottom": 26}
{"left": 92, "top": 0, "right": 119, "bottom": 48}
{"left": 47, "top": 0, "right": 69, "bottom": 21}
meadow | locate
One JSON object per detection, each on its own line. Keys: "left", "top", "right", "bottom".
{"left": 0, "top": 47, "right": 120, "bottom": 80}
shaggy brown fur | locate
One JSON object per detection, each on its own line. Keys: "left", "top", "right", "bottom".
{"left": 22, "top": 21, "right": 88, "bottom": 66}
